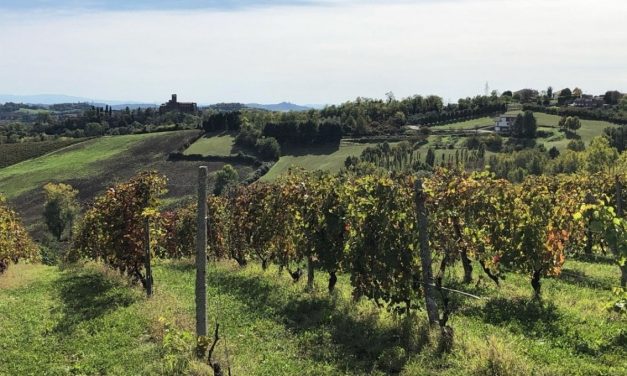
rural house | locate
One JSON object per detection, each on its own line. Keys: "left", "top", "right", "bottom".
{"left": 494, "top": 114, "right": 517, "bottom": 133}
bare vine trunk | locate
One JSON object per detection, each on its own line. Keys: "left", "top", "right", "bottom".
{"left": 453, "top": 218, "right": 473, "bottom": 283}
{"left": 328, "top": 271, "right": 337, "bottom": 293}
{"left": 307, "top": 256, "right": 315, "bottom": 291}
{"left": 531, "top": 269, "right": 542, "bottom": 300}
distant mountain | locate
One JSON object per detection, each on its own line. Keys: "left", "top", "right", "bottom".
{"left": 0, "top": 94, "right": 156, "bottom": 108}
{"left": 245, "top": 102, "right": 313, "bottom": 112}
{"left": 1, "top": 95, "right": 323, "bottom": 112}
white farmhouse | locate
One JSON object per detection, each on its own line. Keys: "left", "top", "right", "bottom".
{"left": 494, "top": 114, "right": 517, "bottom": 134}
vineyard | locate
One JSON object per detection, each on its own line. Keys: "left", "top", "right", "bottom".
{"left": 2, "top": 167, "right": 627, "bottom": 374}
{"left": 0, "top": 138, "right": 84, "bottom": 169}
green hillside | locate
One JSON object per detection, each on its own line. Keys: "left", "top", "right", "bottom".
{"left": 0, "top": 131, "right": 254, "bottom": 235}
{"left": 533, "top": 112, "right": 618, "bottom": 150}
{"left": 183, "top": 132, "right": 238, "bottom": 156}
{"left": 0, "top": 138, "right": 85, "bottom": 169}
{"left": 261, "top": 141, "right": 390, "bottom": 181}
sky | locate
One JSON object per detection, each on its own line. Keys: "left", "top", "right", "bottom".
{"left": 0, "top": 0, "right": 626, "bottom": 105}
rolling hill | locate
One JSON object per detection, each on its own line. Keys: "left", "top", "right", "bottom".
{"left": 0, "top": 130, "right": 254, "bottom": 237}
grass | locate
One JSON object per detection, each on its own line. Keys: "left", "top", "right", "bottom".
{"left": 0, "top": 263, "right": 164, "bottom": 375}
{"left": 0, "top": 130, "right": 252, "bottom": 237}
{"left": 16, "top": 108, "right": 50, "bottom": 115}
{"left": 261, "top": 141, "right": 391, "bottom": 181}
{"left": 0, "top": 133, "right": 173, "bottom": 199}
{"left": 429, "top": 117, "right": 494, "bottom": 130}
{"left": 0, "top": 138, "right": 86, "bottom": 169}
{"left": 182, "top": 132, "right": 238, "bottom": 156}
{"left": 533, "top": 112, "right": 619, "bottom": 151}
{"left": 414, "top": 112, "right": 618, "bottom": 156}
{"left": 2, "top": 257, "right": 624, "bottom": 375}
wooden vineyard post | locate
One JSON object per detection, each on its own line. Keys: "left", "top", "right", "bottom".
{"left": 144, "top": 218, "right": 153, "bottom": 297}
{"left": 414, "top": 178, "right": 439, "bottom": 325}
{"left": 196, "top": 166, "right": 208, "bottom": 338}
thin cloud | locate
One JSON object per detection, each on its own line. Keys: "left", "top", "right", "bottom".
{"left": 0, "top": 0, "right": 625, "bottom": 104}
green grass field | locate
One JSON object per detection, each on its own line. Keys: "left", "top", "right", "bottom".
{"left": 429, "top": 116, "right": 494, "bottom": 130}
{"left": 261, "top": 141, "right": 388, "bottom": 181}
{"left": 533, "top": 112, "right": 618, "bottom": 150}
{"left": 182, "top": 132, "right": 238, "bottom": 156}
{"left": 2, "top": 257, "right": 624, "bottom": 375}
{"left": 16, "top": 107, "right": 51, "bottom": 115}
{"left": 0, "top": 133, "right": 182, "bottom": 199}
{"left": 0, "top": 138, "right": 85, "bottom": 169}
{"left": 0, "top": 130, "right": 252, "bottom": 235}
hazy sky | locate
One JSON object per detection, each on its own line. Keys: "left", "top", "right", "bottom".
{"left": 0, "top": 0, "right": 625, "bottom": 104}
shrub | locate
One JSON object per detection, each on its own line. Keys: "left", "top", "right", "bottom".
{"left": 255, "top": 137, "right": 281, "bottom": 161}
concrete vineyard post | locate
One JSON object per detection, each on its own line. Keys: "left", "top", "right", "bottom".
{"left": 196, "top": 166, "right": 208, "bottom": 337}
{"left": 414, "top": 178, "right": 439, "bottom": 325}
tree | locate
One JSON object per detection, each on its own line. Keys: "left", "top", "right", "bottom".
{"left": 85, "top": 122, "right": 106, "bottom": 137}
{"left": 43, "top": 183, "right": 80, "bottom": 241}
{"left": 585, "top": 136, "right": 618, "bottom": 173}
{"left": 558, "top": 88, "right": 572, "bottom": 105}
{"left": 255, "top": 137, "right": 281, "bottom": 161}
{"left": 560, "top": 116, "right": 581, "bottom": 134}
{"left": 425, "top": 148, "right": 436, "bottom": 167}
{"left": 512, "top": 111, "right": 536, "bottom": 138}
{"left": 547, "top": 86, "right": 553, "bottom": 99}
{"left": 548, "top": 146, "right": 560, "bottom": 159}
{"left": 567, "top": 116, "right": 581, "bottom": 134}
{"left": 317, "top": 118, "right": 342, "bottom": 144}
{"left": 515, "top": 89, "right": 538, "bottom": 103}
{"left": 567, "top": 139, "right": 586, "bottom": 152}
{"left": 522, "top": 110, "right": 537, "bottom": 138}
{"left": 298, "top": 120, "right": 318, "bottom": 144}
{"left": 604, "top": 126, "right": 627, "bottom": 152}
{"left": 604, "top": 90, "right": 622, "bottom": 105}
{"left": 572, "top": 87, "right": 583, "bottom": 98}
{"left": 511, "top": 114, "right": 524, "bottom": 138}
{"left": 213, "top": 164, "right": 239, "bottom": 195}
